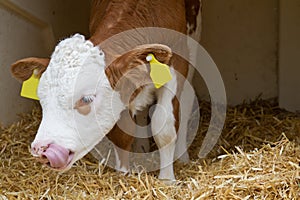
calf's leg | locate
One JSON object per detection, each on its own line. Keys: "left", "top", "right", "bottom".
{"left": 107, "top": 110, "right": 135, "bottom": 172}
{"left": 174, "top": 80, "right": 195, "bottom": 163}
{"left": 151, "top": 75, "right": 177, "bottom": 181}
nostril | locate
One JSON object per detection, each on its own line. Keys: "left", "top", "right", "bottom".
{"left": 40, "top": 145, "right": 48, "bottom": 152}
{"left": 31, "top": 142, "right": 50, "bottom": 156}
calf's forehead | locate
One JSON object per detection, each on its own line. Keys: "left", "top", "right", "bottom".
{"left": 38, "top": 34, "right": 106, "bottom": 104}
{"left": 50, "top": 34, "right": 103, "bottom": 70}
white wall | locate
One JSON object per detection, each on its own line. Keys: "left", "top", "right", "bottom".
{"left": 0, "top": 0, "right": 90, "bottom": 125}
{"left": 197, "top": 0, "right": 279, "bottom": 105}
{"left": 197, "top": 0, "right": 300, "bottom": 112}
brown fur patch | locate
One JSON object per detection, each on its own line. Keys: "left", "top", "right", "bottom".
{"left": 11, "top": 57, "right": 49, "bottom": 82}
{"left": 105, "top": 44, "right": 172, "bottom": 104}
{"left": 89, "top": 0, "right": 186, "bottom": 44}
{"left": 185, "top": 0, "right": 201, "bottom": 34}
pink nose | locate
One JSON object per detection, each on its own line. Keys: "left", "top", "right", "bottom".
{"left": 31, "top": 142, "right": 74, "bottom": 169}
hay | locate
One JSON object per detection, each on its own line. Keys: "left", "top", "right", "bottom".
{"left": 0, "top": 99, "right": 299, "bottom": 199}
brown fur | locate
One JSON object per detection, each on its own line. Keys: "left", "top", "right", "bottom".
{"left": 89, "top": 0, "right": 189, "bottom": 87}
{"left": 185, "top": 0, "right": 201, "bottom": 34}
{"left": 11, "top": 57, "right": 49, "bottom": 82}
{"left": 105, "top": 44, "right": 172, "bottom": 104}
{"left": 89, "top": 0, "right": 186, "bottom": 44}
{"left": 92, "top": 0, "right": 189, "bottom": 152}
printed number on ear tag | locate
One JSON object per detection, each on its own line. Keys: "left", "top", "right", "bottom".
{"left": 21, "top": 69, "right": 40, "bottom": 100}
{"left": 146, "top": 54, "right": 172, "bottom": 89}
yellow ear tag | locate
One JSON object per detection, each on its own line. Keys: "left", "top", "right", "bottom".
{"left": 21, "top": 69, "right": 40, "bottom": 100}
{"left": 146, "top": 54, "right": 172, "bottom": 89}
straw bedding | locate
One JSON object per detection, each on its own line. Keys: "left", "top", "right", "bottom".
{"left": 0, "top": 99, "right": 299, "bottom": 199}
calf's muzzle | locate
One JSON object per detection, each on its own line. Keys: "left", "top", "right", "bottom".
{"left": 31, "top": 141, "right": 74, "bottom": 169}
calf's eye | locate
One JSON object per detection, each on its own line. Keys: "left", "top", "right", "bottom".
{"left": 74, "top": 95, "right": 96, "bottom": 112}
{"left": 81, "top": 95, "right": 95, "bottom": 104}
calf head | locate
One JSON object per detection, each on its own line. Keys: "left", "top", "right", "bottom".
{"left": 11, "top": 34, "right": 172, "bottom": 171}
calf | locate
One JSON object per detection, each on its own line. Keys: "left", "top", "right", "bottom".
{"left": 10, "top": 0, "right": 201, "bottom": 181}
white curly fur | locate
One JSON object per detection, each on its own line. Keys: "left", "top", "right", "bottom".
{"left": 38, "top": 34, "right": 105, "bottom": 109}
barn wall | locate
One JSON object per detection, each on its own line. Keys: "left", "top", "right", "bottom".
{"left": 0, "top": 0, "right": 91, "bottom": 125}
{"left": 278, "top": 0, "right": 300, "bottom": 112}
{"left": 196, "top": 0, "right": 279, "bottom": 105}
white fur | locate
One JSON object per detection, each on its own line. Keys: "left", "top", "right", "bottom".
{"left": 33, "top": 34, "right": 125, "bottom": 170}
{"left": 113, "top": 67, "right": 179, "bottom": 180}
{"left": 113, "top": 146, "right": 130, "bottom": 173}
{"left": 129, "top": 84, "right": 156, "bottom": 116}
{"left": 151, "top": 68, "right": 177, "bottom": 181}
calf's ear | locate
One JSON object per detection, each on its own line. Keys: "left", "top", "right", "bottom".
{"left": 11, "top": 57, "right": 50, "bottom": 82}
{"left": 105, "top": 44, "right": 172, "bottom": 104}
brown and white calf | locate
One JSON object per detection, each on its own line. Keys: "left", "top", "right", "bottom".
{"left": 10, "top": 0, "right": 201, "bottom": 181}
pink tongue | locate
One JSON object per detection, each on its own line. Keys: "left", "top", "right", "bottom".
{"left": 42, "top": 144, "right": 71, "bottom": 168}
